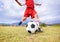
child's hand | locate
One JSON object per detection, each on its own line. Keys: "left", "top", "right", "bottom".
{"left": 15, "top": 0, "right": 17, "bottom": 2}
{"left": 35, "top": 4, "right": 41, "bottom": 6}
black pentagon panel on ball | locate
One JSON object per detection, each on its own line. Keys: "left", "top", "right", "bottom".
{"left": 31, "top": 24, "right": 35, "bottom": 28}
{"left": 28, "top": 30, "right": 31, "bottom": 33}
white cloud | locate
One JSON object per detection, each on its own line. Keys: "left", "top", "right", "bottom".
{"left": 0, "top": 0, "right": 25, "bottom": 17}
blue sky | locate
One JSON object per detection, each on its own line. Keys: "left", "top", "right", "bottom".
{"left": 0, "top": 0, "right": 60, "bottom": 24}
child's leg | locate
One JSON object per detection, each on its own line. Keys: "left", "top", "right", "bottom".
{"left": 34, "top": 14, "right": 39, "bottom": 26}
{"left": 18, "top": 17, "right": 27, "bottom": 25}
{"left": 34, "top": 14, "right": 42, "bottom": 32}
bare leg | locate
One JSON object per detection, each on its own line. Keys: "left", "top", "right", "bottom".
{"left": 34, "top": 14, "right": 39, "bottom": 26}
{"left": 21, "top": 17, "right": 27, "bottom": 22}
{"left": 34, "top": 14, "right": 39, "bottom": 19}
{"left": 34, "top": 14, "right": 42, "bottom": 32}
{"left": 18, "top": 17, "right": 27, "bottom": 25}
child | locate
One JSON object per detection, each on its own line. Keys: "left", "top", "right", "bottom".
{"left": 15, "top": 0, "right": 42, "bottom": 32}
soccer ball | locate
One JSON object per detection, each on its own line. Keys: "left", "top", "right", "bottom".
{"left": 26, "top": 21, "right": 38, "bottom": 33}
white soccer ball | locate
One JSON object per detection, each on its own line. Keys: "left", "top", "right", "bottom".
{"left": 26, "top": 21, "right": 38, "bottom": 33}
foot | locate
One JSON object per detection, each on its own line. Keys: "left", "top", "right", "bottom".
{"left": 18, "top": 21, "right": 22, "bottom": 25}
{"left": 37, "top": 28, "right": 42, "bottom": 32}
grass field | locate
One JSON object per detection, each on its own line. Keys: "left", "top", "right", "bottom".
{"left": 0, "top": 25, "right": 60, "bottom": 42}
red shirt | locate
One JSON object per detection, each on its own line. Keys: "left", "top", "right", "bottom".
{"left": 25, "top": 0, "right": 34, "bottom": 8}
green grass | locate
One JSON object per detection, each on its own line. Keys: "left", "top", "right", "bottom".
{"left": 0, "top": 25, "right": 60, "bottom": 42}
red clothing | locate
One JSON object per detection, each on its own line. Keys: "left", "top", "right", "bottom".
{"left": 24, "top": 0, "right": 37, "bottom": 19}
{"left": 25, "top": 0, "right": 34, "bottom": 8}
{"left": 24, "top": 8, "right": 37, "bottom": 19}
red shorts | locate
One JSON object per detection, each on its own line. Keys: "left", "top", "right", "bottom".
{"left": 24, "top": 8, "right": 37, "bottom": 19}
